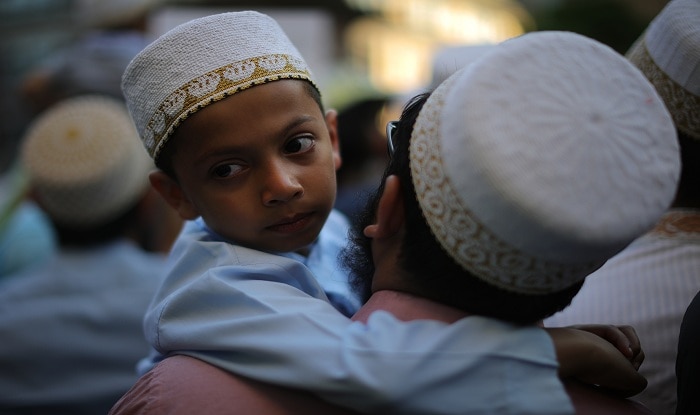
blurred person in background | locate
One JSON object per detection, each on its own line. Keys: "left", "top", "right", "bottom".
{"left": 544, "top": 1, "right": 700, "bottom": 414}
{"left": 334, "top": 95, "right": 392, "bottom": 223}
{"left": 1, "top": 0, "right": 178, "bottom": 282}
{"left": 0, "top": 163, "right": 56, "bottom": 277}
{"left": 20, "top": 0, "right": 162, "bottom": 115}
{"left": 0, "top": 95, "right": 172, "bottom": 415}
{"left": 15, "top": 0, "right": 180, "bottom": 254}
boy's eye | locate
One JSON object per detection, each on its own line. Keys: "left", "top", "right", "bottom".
{"left": 284, "top": 136, "right": 314, "bottom": 154}
{"left": 212, "top": 163, "right": 244, "bottom": 178}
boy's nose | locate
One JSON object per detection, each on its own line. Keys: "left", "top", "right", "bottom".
{"left": 261, "top": 163, "right": 304, "bottom": 206}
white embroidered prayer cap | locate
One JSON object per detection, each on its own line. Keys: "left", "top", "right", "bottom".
{"left": 122, "top": 11, "right": 318, "bottom": 161}
{"left": 410, "top": 31, "right": 680, "bottom": 295}
{"left": 429, "top": 44, "right": 495, "bottom": 89}
{"left": 21, "top": 95, "right": 152, "bottom": 227}
{"left": 626, "top": 0, "right": 700, "bottom": 140}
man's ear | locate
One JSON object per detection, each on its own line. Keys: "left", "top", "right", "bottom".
{"left": 148, "top": 170, "right": 199, "bottom": 220}
{"left": 364, "top": 175, "right": 404, "bottom": 240}
{"left": 325, "top": 109, "right": 342, "bottom": 171}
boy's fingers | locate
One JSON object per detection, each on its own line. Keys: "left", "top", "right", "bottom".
{"left": 567, "top": 324, "right": 640, "bottom": 361}
{"left": 617, "top": 325, "right": 642, "bottom": 357}
{"left": 617, "top": 325, "right": 645, "bottom": 370}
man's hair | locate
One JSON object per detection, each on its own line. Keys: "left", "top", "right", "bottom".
{"left": 343, "top": 92, "right": 583, "bottom": 325}
{"left": 155, "top": 80, "right": 324, "bottom": 180}
{"left": 51, "top": 198, "right": 143, "bottom": 248}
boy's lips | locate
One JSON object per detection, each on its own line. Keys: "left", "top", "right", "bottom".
{"left": 267, "top": 212, "right": 314, "bottom": 233}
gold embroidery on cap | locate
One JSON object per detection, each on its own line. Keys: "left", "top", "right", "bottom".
{"left": 629, "top": 40, "right": 700, "bottom": 141}
{"left": 410, "top": 77, "right": 597, "bottom": 295}
{"left": 652, "top": 210, "right": 700, "bottom": 239}
{"left": 145, "top": 53, "right": 315, "bottom": 159}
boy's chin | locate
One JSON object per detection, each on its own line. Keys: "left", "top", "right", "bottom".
{"left": 254, "top": 229, "right": 322, "bottom": 255}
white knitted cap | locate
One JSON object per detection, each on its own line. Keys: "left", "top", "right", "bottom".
{"left": 626, "top": 0, "right": 700, "bottom": 140}
{"left": 21, "top": 95, "right": 153, "bottom": 227}
{"left": 122, "top": 11, "right": 318, "bottom": 160}
{"left": 430, "top": 44, "right": 495, "bottom": 89}
{"left": 410, "top": 31, "right": 680, "bottom": 295}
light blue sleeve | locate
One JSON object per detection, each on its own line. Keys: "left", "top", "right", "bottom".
{"left": 144, "top": 221, "right": 572, "bottom": 414}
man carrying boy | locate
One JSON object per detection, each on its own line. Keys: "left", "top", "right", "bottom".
{"left": 121, "top": 12, "right": 666, "bottom": 414}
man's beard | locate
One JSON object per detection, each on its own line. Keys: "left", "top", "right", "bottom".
{"left": 340, "top": 188, "right": 381, "bottom": 304}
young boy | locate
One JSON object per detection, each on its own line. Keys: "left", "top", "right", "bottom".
{"left": 123, "top": 10, "right": 358, "bottom": 318}
{"left": 122, "top": 11, "right": 651, "bottom": 414}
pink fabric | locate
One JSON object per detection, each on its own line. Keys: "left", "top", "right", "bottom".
{"left": 565, "top": 381, "right": 655, "bottom": 415}
{"left": 111, "top": 354, "right": 654, "bottom": 415}
{"left": 109, "top": 355, "right": 359, "bottom": 415}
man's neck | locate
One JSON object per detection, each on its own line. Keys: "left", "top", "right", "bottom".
{"left": 352, "top": 290, "right": 469, "bottom": 324}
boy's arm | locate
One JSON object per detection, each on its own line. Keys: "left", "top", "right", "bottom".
{"left": 567, "top": 324, "right": 645, "bottom": 370}
{"left": 546, "top": 327, "right": 647, "bottom": 397}
{"left": 147, "top": 225, "right": 625, "bottom": 413}
{"left": 147, "top": 251, "right": 572, "bottom": 414}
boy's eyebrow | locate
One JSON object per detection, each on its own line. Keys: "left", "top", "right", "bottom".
{"left": 281, "top": 114, "right": 317, "bottom": 135}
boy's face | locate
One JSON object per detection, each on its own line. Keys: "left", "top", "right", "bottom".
{"left": 154, "top": 80, "right": 341, "bottom": 253}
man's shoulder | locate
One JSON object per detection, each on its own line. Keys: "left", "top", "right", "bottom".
{"left": 109, "top": 355, "right": 360, "bottom": 415}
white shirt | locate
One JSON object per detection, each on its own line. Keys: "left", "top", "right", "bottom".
{"left": 546, "top": 209, "right": 700, "bottom": 415}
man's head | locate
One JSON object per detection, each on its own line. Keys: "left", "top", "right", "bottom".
{"left": 625, "top": 0, "right": 700, "bottom": 207}
{"left": 122, "top": 11, "right": 341, "bottom": 252}
{"left": 345, "top": 31, "right": 681, "bottom": 324}
{"left": 20, "top": 95, "right": 153, "bottom": 246}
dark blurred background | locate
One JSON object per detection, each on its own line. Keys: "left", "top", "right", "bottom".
{"left": 0, "top": 0, "right": 670, "bottom": 175}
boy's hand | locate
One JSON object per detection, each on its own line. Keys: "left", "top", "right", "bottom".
{"left": 546, "top": 327, "right": 647, "bottom": 397}
{"left": 565, "top": 324, "right": 644, "bottom": 370}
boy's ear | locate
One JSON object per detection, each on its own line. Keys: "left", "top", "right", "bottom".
{"left": 324, "top": 109, "right": 342, "bottom": 171}
{"left": 364, "top": 175, "right": 404, "bottom": 240}
{"left": 148, "top": 171, "right": 199, "bottom": 220}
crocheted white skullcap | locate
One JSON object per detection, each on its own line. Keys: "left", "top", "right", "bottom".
{"left": 410, "top": 31, "right": 680, "bottom": 295}
{"left": 626, "top": 0, "right": 700, "bottom": 140}
{"left": 21, "top": 95, "right": 152, "bottom": 227}
{"left": 122, "top": 11, "right": 318, "bottom": 161}
{"left": 430, "top": 44, "right": 495, "bottom": 89}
